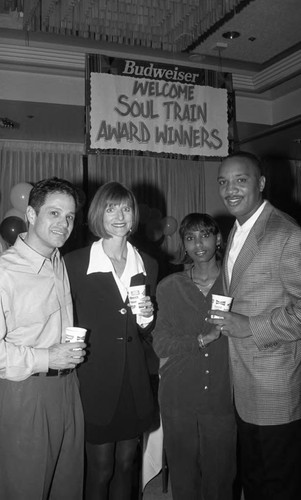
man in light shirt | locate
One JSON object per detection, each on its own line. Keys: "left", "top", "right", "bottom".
{"left": 208, "top": 151, "right": 301, "bottom": 500}
{"left": 0, "top": 177, "right": 86, "bottom": 499}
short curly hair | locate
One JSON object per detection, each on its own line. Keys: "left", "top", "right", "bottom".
{"left": 29, "top": 177, "right": 81, "bottom": 213}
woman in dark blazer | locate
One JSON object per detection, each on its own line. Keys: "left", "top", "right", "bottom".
{"left": 64, "top": 182, "right": 157, "bottom": 500}
{"left": 153, "top": 213, "right": 236, "bottom": 500}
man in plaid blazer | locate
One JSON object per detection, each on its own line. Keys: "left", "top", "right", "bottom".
{"left": 208, "top": 151, "right": 301, "bottom": 500}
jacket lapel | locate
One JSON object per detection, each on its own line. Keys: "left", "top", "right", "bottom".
{"left": 223, "top": 224, "right": 236, "bottom": 294}
{"left": 229, "top": 231, "right": 259, "bottom": 295}
{"left": 227, "top": 202, "right": 273, "bottom": 296}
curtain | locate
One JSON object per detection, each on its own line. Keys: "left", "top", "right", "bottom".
{"left": 87, "top": 153, "right": 205, "bottom": 257}
{"left": 0, "top": 141, "right": 205, "bottom": 264}
{"left": 0, "top": 140, "right": 84, "bottom": 222}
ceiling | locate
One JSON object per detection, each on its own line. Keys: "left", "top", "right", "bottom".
{"left": 189, "top": 0, "right": 301, "bottom": 67}
{"left": 19, "top": 0, "right": 301, "bottom": 72}
{"left": 1, "top": 0, "right": 301, "bottom": 158}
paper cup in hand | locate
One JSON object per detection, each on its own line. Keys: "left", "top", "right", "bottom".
{"left": 211, "top": 294, "right": 233, "bottom": 319}
{"left": 128, "top": 285, "right": 146, "bottom": 315}
{"left": 65, "top": 327, "right": 87, "bottom": 343}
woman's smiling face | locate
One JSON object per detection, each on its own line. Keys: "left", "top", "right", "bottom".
{"left": 103, "top": 202, "right": 133, "bottom": 238}
{"left": 184, "top": 227, "right": 220, "bottom": 264}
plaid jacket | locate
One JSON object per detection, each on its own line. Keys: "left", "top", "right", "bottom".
{"left": 224, "top": 201, "right": 301, "bottom": 425}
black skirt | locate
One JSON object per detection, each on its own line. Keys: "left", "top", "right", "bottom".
{"left": 85, "top": 364, "right": 153, "bottom": 444}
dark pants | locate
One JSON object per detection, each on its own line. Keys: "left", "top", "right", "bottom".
{"left": 236, "top": 411, "right": 301, "bottom": 500}
{"left": 162, "top": 411, "right": 237, "bottom": 500}
{"left": 0, "top": 373, "right": 84, "bottom": 500}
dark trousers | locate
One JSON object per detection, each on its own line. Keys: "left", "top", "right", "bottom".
{"left": 0, "top": 373, "right": 84, "bottom": 500}
{"left": 236, "top": 411, "right": 301, "bottom": 500}
{"left": 162, "top": 411, "right": 237, "bottom": 500}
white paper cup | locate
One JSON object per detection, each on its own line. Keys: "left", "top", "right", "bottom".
{"left": 128, "top": 285, "right": 146, "bottom": 315}
{"left": 211, "top": 294, "right": 233, "bottom": 318}
{"left": 65, "top": 327, "right": 87, "bottom": 343}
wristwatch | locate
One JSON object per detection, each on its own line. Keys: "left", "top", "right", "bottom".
{"left": 198, "top": 335, "right": 206, "bottom": 349}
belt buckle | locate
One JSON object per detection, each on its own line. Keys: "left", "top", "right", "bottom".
{"left": 58, "top": 368, "right": 72, "bottom": 376}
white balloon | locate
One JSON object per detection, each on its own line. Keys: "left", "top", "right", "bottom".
{"left": 10, "top": 183, "right": 32, "bottom": 212}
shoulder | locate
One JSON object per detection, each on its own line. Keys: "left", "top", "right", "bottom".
{"left": 139, "top": 250, "right": 158, "bottom": 272}
{"left": 267, "top": 204, "right": 301, "bottom": 236}
{"left": 158, "top": 271, "right": 187, "bottom": 290}
{"left": 254, "top": 201, "right": 300, "bottom": 239}
{"left": 64, "top": 246, "right": 91, "bottom": 266}
{"left": 0, "top": 244, "right": 26, "bottom": 272}
{"left": 133, "top": 246, "right": 158, "bottom": 276}
{"left": 64, "top": 246, "right": 92, "bottom": 278}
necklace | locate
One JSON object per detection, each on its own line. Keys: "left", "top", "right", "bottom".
{"left": 189, "top": 266, "right": 218, "bottom": 296}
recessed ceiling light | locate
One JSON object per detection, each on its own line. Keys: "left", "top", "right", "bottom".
{"left": 188, "top": 53, "right": 206, "bottom": 61}
{"left": 222, "top": 31, "right": 240, "bottom": 40}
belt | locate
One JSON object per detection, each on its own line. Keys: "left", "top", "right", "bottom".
{"left": 32, "top": 368, "right": 74, "bottom": 377}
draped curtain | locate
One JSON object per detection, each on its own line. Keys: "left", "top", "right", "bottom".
{"left": 0, "top": 140, "right": 205, "bottom": 258}
{"left": 2, "top": 140, "right": 301, "bottom": 263}
{"left": 0, "top": 140, "right": 84, "bottom": 222}
{"left": 87, "top": 153, "right": 205, "bottom": 256}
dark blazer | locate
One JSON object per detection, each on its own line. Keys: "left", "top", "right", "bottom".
{"left": 64, "top": 245, "right": 158, "bottom": 427}
{"left": 223, "top": 201, "right": 301, "bottom": 425}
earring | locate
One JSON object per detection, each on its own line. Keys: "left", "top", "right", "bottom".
{"left": 216, "top": 244, "right": 221, "bottom": 250}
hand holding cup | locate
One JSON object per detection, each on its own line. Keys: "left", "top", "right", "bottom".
{"left": 128, "top": 284, "right": 146, "bottom": 315}
{"left": 136, "top": 294, "right": 154, "bottom": 318}
{"left": 211, "top": 294, "right": 233, "bottom": 318}
{"left": 65, "top": 326, "right": 87, "bottom": 343}
{"left": 206, "top": 294, "right": 233, "bottom": 335}
{"left": 65, "top": 326, "right": 87, "bottom": 359}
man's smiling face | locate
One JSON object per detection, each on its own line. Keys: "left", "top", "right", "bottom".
{"left": 217, "top": 156, "right": 266, "bottom": 224}
{"left": 26, "top": 192, "right": 75, "bottom": 257}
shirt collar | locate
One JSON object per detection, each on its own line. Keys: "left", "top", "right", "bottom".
{"left": 87, "top": 238, "right": 113, "bottom": 274}
{"left": 15, "top": 232, "right": 59, "bottom": 274}
{"left": 235, "top": 200, "right": 267, "bottom": 233}
{"left": 87, "top": 239, "right": 146, "bottom": 277}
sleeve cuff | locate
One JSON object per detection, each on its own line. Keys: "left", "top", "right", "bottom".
{"left": 137, "top": 314, "right": 154, "bottom": 328}
{"left": 33, "top": 348, "right": 49, "bottom": 373}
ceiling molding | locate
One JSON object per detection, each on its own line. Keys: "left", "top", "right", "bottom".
{"left": 1, "top": 39, "right": 300, "bottom": 99}
{"left": 232, "top": 49, "right": 301, "bottom": 95}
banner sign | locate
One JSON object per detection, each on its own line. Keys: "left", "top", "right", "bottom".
{"left": 88, "top": 57, "right": 229, "bottom": 157}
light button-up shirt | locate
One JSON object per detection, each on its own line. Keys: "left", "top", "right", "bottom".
{"left": 0, "top": 234, "right": 73, "bottom": 381}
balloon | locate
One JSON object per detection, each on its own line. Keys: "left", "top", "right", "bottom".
{"left": 138, "top": 203, "right": 151, "bottom": 225}
{"left": 0, "top": 216, "right": 27, "bottom": 246}
{"left": 4, "top": 208, "right": 25, "bottom": 220}
{"left": 10, "top": 182, "right": 32, "bottom": 213}
{"left": 162, "top": 216, "right": 178, "bottom": 236}
{"left": 145, "top": 218, "right": 163, "bottom": 242}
